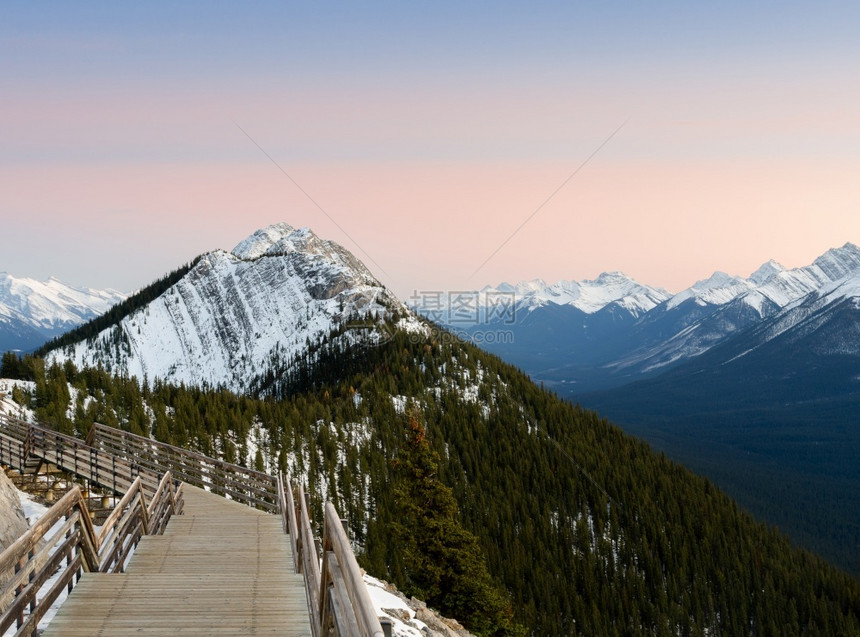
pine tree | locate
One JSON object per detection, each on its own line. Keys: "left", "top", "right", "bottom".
{"left": 392, "top": 406, "right": 522, "bottom": 637}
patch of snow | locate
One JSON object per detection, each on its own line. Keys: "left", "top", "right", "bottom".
{"left": 391, "top": 395, "right": 408, "bottom": 414}
{"left": 0, "top": 379, "right": 35, "bottom": 421}
{"left": 364, "top": 575, "right": 429, "bottom": 637}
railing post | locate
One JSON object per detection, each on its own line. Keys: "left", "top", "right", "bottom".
{"left": 319, "top": 522, "right": 332, "bottom": 636}
{"left": 23, "top": 423, "right": 33, "bottom": 460}
{"left": 65, "top": 512, "right": 74, "bottom": 594}
{"left": 27, "top": 546, "right": 36, "bottom": 617}
{"left": 14, "top": 555, "right": 24, "bottom": 629}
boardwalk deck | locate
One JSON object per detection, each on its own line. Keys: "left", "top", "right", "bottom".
{"left": 43, "top": 485, "right": 313, "bottom": 636}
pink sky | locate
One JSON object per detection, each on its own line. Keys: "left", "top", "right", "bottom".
{"left": 3, "top": 4, "right": 860, "bottom": 300}
{"left": 4, "top": 155, "right": 858, "bottom": 300}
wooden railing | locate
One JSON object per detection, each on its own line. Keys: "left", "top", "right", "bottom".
{"left": 0, "top": 432, "right": 26, "bottom": 471}
{"left": 2, "top": 414, "right": 390, "bottom": 636}
{"left": 0, "top": 472, "right": 182, "bottom": 637}
{"left": 87, "top": 422, "right": 278, "bottom": 512}
{"left": 0, "top": 416, "right": 29, "bottom": 448}
{"left": 0, "top": 415, "right": 162, "bottom": 497}
{"left": 277, "top": 473, "right": 390, "bottom": 637}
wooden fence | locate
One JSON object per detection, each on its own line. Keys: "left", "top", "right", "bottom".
{"left": 0, "top": 472, "right": 181, "bottom": 637}
{"left": 87, "top": 422, "right": 278, "bottom": 512}
{"left": 0, "top": 414, "right": 161, "bottom": 497}
{"left": 277, "top": 473, "right": 391, "bottom": 637}
{"left": 1, "top": 414, "right": 390, "bottom": 637}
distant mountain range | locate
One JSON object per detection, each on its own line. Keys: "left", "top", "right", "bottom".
{"left": 413, "top": 242, "right": 860, "bottom": 394}
{"left": 0, "top": 274, "right": 126, "bottom": 353}
{"left": 413, "top": 242, "right": 860, "bottom": 574}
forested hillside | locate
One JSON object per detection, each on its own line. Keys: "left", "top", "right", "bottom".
{"left": 3, "top": 327, "right": 860, "bottom": 635}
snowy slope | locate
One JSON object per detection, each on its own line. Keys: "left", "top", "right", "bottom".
{"left": 0, "top": 274, "right": 126, "bottom": 352}
{"left": 733, "top": 267, "right": 860, "bottom": 359}
{"left": 46, "top": 223, "right": 420, "bottom": 392}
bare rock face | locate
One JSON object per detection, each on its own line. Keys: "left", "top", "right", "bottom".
{"left": 0, "top": 470, "right": 30, "bottom": 605}
{"left": 0, "top": 471, "right": 28, "bottom": 554}
{"left": 411, "top": 598, "right": 471, "bottom": 637}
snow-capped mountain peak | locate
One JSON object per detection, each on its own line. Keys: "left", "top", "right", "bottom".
{"left": 810, "top": 242, "right": 860, "bottom": 281}
{"left": 664, "top": 244, "right": 860, "bottom": 315}
{"left": 231, "top": 222, "right": 297, "bottom": 259}
{"left": 666, "top": 271, "right": 752, "bottom": 310}
{"left": 477, "top": 272, "right": 670, "bottom": 316}
{"left": 748, "top": 259, "right": 786, "bottom": 285}
{"left": 231, "top": 223, "right": 376, "bottom": 286}
{"left": 46, "top": 224, "right": 420, "bottom": 392}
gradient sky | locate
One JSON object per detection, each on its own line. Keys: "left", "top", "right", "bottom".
{"left": 3, "top": 2, "right": 860, "bottom": 300}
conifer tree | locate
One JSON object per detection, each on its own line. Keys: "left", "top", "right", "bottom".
{"left": 392, "top": 406, "right": 522, "bottom": 637}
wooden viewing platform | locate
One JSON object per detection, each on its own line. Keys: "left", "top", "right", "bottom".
{"left": 1, "top": 414, "right": 387, "bottom": 636}
{"left": 43, "top": 485, "right": 313, "bottom": 636}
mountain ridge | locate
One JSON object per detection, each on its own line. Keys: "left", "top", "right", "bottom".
{"left": 44, "top": 223, "right": 420, "bottom": 392}
{"left": 415, "top": 241, "right": 860, "bottom": 393}
{"left": 0, "top": 273, "right": 126, "bottom": 353}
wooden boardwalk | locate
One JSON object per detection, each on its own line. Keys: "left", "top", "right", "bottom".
{"left": 43, "top": 485, "right": 313, "bottom": 636}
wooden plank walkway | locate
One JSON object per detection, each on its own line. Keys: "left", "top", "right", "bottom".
{"left": 43, "top": 485, "right": 313, "bottom": 636}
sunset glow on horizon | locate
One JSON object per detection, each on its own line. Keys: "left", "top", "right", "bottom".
{"left": 3, "top": 2, "right": 860, "bottom": 300}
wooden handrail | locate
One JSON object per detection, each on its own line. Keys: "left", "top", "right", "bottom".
{"left": 0, "top": 472, "right": 181, "bottom": 636}
{"left": 87, "top": 422, "right": 278, "bottom": 511}
{"left": 0, "top": 432, "right": 26, "bottom": 471}
{"left": 277, "top": 475, "right": 388, "bottom": 637}
{"left": 296, "top": 482, "right": 322, "bottom": 637}
{"left": 277, "top": 472, "right": 300, "bottom": 574}
{"left": 321, "top": 503, "right": 385, "bottom": 637}
{"left": 0, "top": 415, "right": 162, "bottom": 497}
{"left": 4, "top": 414, "right": 387, "bottom": 636}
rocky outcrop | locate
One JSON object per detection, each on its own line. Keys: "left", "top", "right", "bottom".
{"left": 365, "top": 575, "right": 474, "bottom": 637}
{"left": 0, "top": 470, "right": 30, "bottom": 606}
{"left": 0, "top": 470, "right": 28, "bottom": 554}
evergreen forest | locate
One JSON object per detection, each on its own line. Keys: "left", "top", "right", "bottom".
{"left": 2, "top": 326, "right": 860, "bottom": 636}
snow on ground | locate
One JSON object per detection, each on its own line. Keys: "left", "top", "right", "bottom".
{"left": 0, "top": 379, "right": 35, "bottom": 421}
{"left": 391, "top": 395, "right": 408, "bottom": 414}
{"left": 18, "top": 489, "right": 49, "bottom": 524}
{"left": 364, "top": 575, "right": 428, "bottom": 637}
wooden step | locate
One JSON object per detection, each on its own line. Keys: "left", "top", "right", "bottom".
{"left": 43, "top": 484, "right": 312, "bottom": 636}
